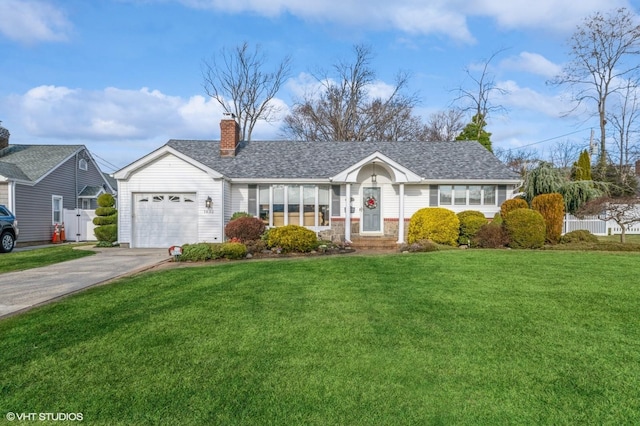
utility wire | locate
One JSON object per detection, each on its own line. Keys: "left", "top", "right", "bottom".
{"left": 93, "top": 153, "right": 122, "bottom": 173}
{"left": 501, "top": 128, "right": 590, "bottom": 151}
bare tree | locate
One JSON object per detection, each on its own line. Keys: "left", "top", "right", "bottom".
{"left": 494, "top": 147, "right": 540, "bottom": 177}
{"left": 549, "top": 8, "right": 640, "bottom": 172}
{"left": 547, "top": 139, "right": 583, "bottom": 170}
{"left": 202, "top": 42, "right": 292, "bottom": 141}
{"left": 577, "top": 196, "right": 640, "bottom": 243}
{"left": 452, "top": 49, "right": 509, "bottom": 140}
{"left": 608, "top": 78, "right": 640, "bottom": 170}
{"left": 281, "top": 44, "right": 423, "bottom": 141}
{"left": 424, "top": 109, "right": 465, "bottom": 141}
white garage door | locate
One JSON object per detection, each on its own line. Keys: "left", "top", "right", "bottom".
{"left": 133, "top": 193, "right": 198, "bottom": 248}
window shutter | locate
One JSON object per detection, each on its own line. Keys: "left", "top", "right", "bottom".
{"left": 331, "top": 185, "right": 341, "bottom": 216}
{"left": 497, "top": 185, "right": 507, "bottom": 205}
{"left": 248, "top": 185, "right": 257, "bottom": 216}
{"left": 429, "top": 185, "right": 439, "bottom": 206}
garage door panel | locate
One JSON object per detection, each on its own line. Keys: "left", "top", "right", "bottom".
{"left": 133, "top": 193, "right": 198, "bottom": 248}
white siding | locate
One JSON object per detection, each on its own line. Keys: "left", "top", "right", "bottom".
{"left": 228, "top": 183, "right": 247, "bottom": 221}
{"left": 117, "top": 154, "right": 223, "bottom": 247}
{"left": 403, "top": 185, "right": 430, "bottom": 217}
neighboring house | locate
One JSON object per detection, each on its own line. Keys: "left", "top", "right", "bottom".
{"left": 0, "top": 124, "right": 116, "bottom": 245}
{"left": 114, "top": 117, "right": 521, "bottom": 248}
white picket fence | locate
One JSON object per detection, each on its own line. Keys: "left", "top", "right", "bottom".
{"left": 63, "top": 209, "right": 97, "bottom": 242}
{"left": 564, "top": 213, "right": 640, "bottom": 236}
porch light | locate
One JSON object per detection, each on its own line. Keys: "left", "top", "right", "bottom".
{"left": 205, "top": 196, "right": 213, "bottom": 209}
{"left": 371, "top": 162, "right": 377, "bottom": 183}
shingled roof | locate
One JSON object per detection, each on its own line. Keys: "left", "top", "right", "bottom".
{"left": 166, "top": 139, "right": 520, "bottom": 181}
{"left": 0, "top": 144, "right": 84, "bottom": 182}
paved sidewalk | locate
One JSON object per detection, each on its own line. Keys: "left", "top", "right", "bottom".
{"left": 0, "top": 247, "right": 170, "bottom": 318}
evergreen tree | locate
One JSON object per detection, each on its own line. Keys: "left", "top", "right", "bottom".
{"left": 456, "top": 113, "right": 492, "bottom": 152}
{"left": 571, "top": 149, "right": 592, "bottom": 180}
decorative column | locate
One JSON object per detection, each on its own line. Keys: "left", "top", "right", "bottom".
{"left": 397, "top": 183, "right": 405, "bottom": 244}
{"left": 345, "top": 183, "right": 352, "bottom": 243}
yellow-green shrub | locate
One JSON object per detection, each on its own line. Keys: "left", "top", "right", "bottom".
{"left": 503, "top": 208, "right": 546, "bottom": 249}
{"left": 408, "top": 207, "right": 460, "bottom": 246}
{"left": 457, "top": 210, "right": 488, "bottom": 246}
{"left": 531, "top": 193, "right": 565, "bottom": 244}
{"left": 267, "top": 225, "right": 317, "bottom": 252}
{"left": 500, "top": 198, "right": 528, "bottom": 218}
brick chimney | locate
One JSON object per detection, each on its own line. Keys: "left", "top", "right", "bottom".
{"left": 219, "top": 114, "right": 240, "bottom": 157}
{"left": 0, "top": 121, "right": 9, "bottom": 150}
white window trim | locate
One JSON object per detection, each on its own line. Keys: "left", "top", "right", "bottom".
{"left": 78, "top": 158, "right": 88, "bottom": 171}
{"left": 438, "top": 185, "right": 498, "bottom": 207}
{"left": 52, "top": 195, "right": 63, "bottom": 224}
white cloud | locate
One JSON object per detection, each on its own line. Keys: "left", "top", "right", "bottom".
{"left": 500, "top": 52, "right": 563, "bottom": 78}
{"left": 495, "top": 80, "right": 568, "bottom": 117}
{"left": 0, "top": 0, "right": 71, "bottom": 44}
{"left": 5, "top": 85, "right": 291, "bottom": 144}
{"left": 469, "top": 0, "right": 631, "bottom": 33}
{"left": 173, "top": 0, "right": 634, "bottom": 43}
{"left": 10, "top": 85, "right": 226, "bottom": 141}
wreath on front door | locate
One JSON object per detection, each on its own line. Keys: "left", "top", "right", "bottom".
{"left": 365, "top": 196, "right": 378, "bottom": 209}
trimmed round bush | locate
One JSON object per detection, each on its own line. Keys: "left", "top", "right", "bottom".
{"left": 500, "top": 198, "right": 528, "bottom": 218}
{"left": 97, "top": 193, "right": 116, "bottom": 208}
{"left": 531, "top": 193, "right": 565, "bottom": 244}
{"left": 503, "top": 208, "right": 546, "bottom": 249}
{"left": 492, "top": 212, "right": 503, "bottom": 226}
{"left": 457, "top": 210, "right": 488, "bottom": 246}
{"left": 408, "top": 207, "right": 460, "bottom": 246}
{"left": 225, "top": 216, "right": 266, "bottom": 242}
{"left": 560, "top": 229, "right": 599, "bottom": 244}
{"left": 214, "top": 242, "right": 248, "bottom": 259}
{"left": 473, "top": 223, "right": 509, "bottom": 248}
{"left": 267, "top": 225, "right": 318, "bottom": 252}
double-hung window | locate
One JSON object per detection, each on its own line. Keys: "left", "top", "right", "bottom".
{"left": 52, "top": 195, "right": 63, "bottom": 224}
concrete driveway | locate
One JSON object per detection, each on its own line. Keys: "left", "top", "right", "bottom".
{"left": 0, "top": 247, "right": 171, "bottom": 318}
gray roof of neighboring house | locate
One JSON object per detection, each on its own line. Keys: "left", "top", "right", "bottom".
{"left": 166, "top": 139, "right": 521, "bottom": 181}
{"left": 102, "top": 172, "right": 117, "bottom": 191}
{"left": 0, "top": 144, "right": 84, "bottom": 182}
{"left": 78, "top": 185, "right": 105, "bottom": 197}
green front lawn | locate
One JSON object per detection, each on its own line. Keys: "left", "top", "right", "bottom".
{"left": 0, "top": 245, "right": 95, "bottom": 273}
{"left": 1, "top": 250, "right": 639, "bottom": 424}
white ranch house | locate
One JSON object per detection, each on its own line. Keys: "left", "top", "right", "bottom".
{"left": 114, "top": 117, "right": 522, "bottom": 248}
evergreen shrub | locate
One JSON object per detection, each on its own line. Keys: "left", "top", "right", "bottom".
{"left": 560, "top": 230, "right": 599, "bottom": 244}
{"left": 230, "top": 212, "right": 253, "bottom": 221}
{"left": 93, "top": 193, "right": 117, "bottom": 244}
{"left": 503, "top": 208, "right": 546, "bottom": 249}
{"left": 407, "top": 208, "right": 460, "bottom": 246}
{"left": 457, "top": 210, "right": 488, "bottom": 246}
{"left": 213, "top": 242, "right": 248, "bottom": 259}
{"left": 531, "top": 193, "right": 565, "bottom": 244}
{"left": 500, "top": 198, "right": 529, "bottom": 218}
{"left": 180, "top": 243, "right": 212, "bottom": 261}
{"left": 267, "top": 225, "right": 318, "bottom": 252}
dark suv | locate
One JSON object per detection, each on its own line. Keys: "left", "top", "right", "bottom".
{"left": 0, "top": 205, "right": 19, "bottom": 253}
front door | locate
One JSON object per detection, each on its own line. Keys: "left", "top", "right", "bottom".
{"left": 362, "top": 187, "right": 381, "bottom": 232}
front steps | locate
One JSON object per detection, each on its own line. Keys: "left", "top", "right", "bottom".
{"left": 349, "top": 236, "right": 399, "bottom": 251}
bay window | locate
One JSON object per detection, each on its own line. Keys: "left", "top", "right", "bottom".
{"left": 439, "top": 185, "right": 497, "bottom": 206}
{"left": 256, "top": 184, "right": 331, "bottom": 227}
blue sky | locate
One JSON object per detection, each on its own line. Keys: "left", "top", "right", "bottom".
{"left": 0, "top": 0, "right": 637, "bottom": 173}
